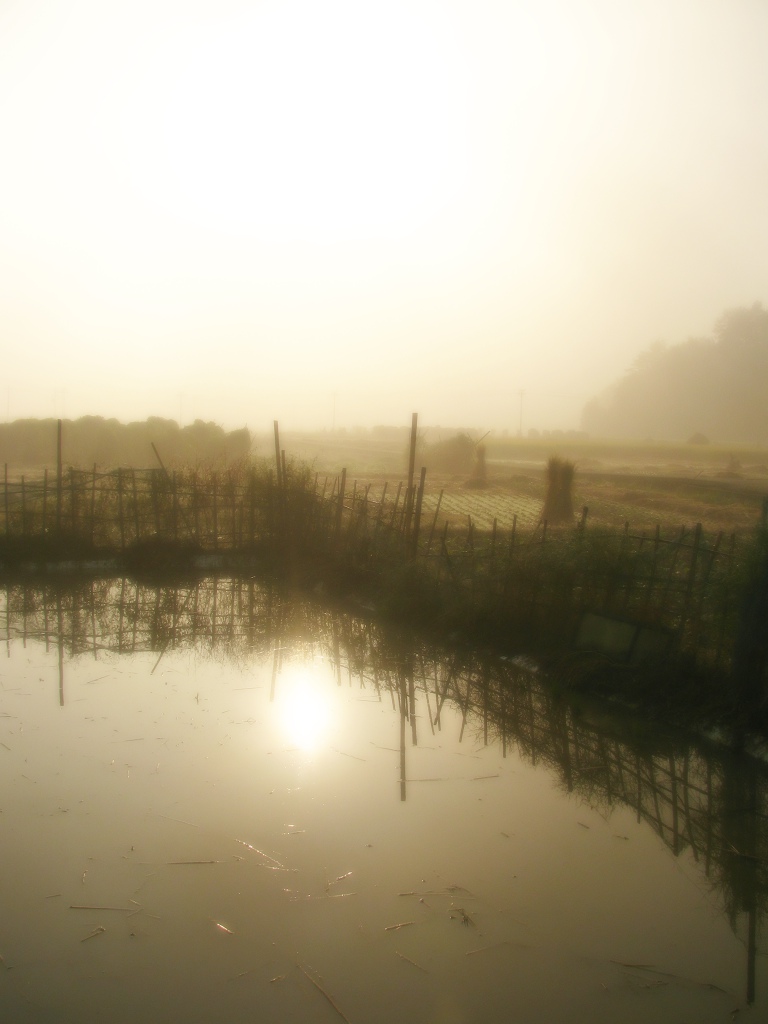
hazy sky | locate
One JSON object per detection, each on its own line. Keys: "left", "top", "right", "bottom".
{"left": 1, "top": 0, "right": 767, "bottom": 436}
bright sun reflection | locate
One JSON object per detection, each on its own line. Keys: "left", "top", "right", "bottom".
{"left": 275, "top": 669, "right": 333, "bottom": 752}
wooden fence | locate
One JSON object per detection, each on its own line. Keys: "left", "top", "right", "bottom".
{"left": 0, "top": 462, "right": 751, "bottom": 675}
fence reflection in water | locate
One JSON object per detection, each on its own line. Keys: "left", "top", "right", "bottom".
{"left": 2, "top": 574, "right": 766, "bottom": 1006}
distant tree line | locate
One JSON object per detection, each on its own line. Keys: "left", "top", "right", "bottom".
{"left": 581, "top": 303, "right": 768, "bottom": 444}
{"left": 0, "top": 416, "right": 252, "bottom": 470}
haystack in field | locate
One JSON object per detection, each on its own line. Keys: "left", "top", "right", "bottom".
{"left": 541, "top": 456, "right": 575, "bottom": 525}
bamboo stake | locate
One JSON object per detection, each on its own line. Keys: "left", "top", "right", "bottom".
{"left": 389, "top": 481, "right": 403, "bottom": 532}
{"left": 90, "top": 464, "right": 97, "bottom": 545}
{"left": 22, "top": 474, "right": 30, "bottom": 536}
{"left": 212, "top": 472, "right": 219, "bottom": 550}
{"left": 410, "top": 466, "right": 426, "bottom": 559}
{"left": 132, "top": 469, "right": 140, "bottom": 542}
{"left": 56, "top": 419, "right": 62, "bottom": 537}
{"left": 192, "top": 471, "right": 200, "bottom": 546}
{"left": 69, "top": 467, "right": 76, "bottom": 535}
{"left": 249, "top": 468, "right": 256, "bottom": 547}
{"left": 151, "top": 469, "right": 160, "bottom": 535}
{"left": 172, "top": 470, "right": 178, "bottom": 542}
{"left": 273, "top": 421, "right": 282, "bottom": 489}
{"left": 117, "top": 469, "right": 125, "bottom": 552}
{"left": 42, "top": 467, "right": 48, "bottom": 537}
{"left": 374, "top": 480, "right": 388, "bottom": 541}
{"left": 335, "top": 468, "right": 346, "bottom": 541}
{"left": 404, "top": 412, "right": 418, "bottom": 539}
{"left": 425, "top": 488, "right": 443, "bottom": 556}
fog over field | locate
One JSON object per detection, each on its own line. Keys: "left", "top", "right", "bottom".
{"left": 1, "top": 0, "right": 766, "bottom": 436}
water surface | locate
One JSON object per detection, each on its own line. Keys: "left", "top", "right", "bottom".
{"left": 1, "top": 578, "right": 766, "bottom": 1022}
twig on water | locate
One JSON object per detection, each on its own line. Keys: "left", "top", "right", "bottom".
{"left": 290, "top": 893, "right": 358, "bottom": 901}
{"left": 384, "top": 921, "right": 415, "bottom": 931}
{"left": 327, "top": 871, "right": 353, "bottom": 887}
{"left": 396, "top": 950, "right": 428, "bottom": 972}
{"left": 167, "top": 860, "right": 222, "bottom": 865}
{"left": 69, "top": 905, "right": 133, "bottom": 911}
{"left": 610, "top": 960, "right": 734, "bottom": 995}
{"left": 466, "top": 943, "right": 501, "bottom": 956}
{"left": 233, "top": 839, "right": 291, "bottom": 870}
{"left": 298, "top": 963, "right": 353, "bottom": 1024}
{"left": 330, "top": 747, "right": 367, "bottom": 762}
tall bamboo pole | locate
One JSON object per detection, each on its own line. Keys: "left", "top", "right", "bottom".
{"left": 404, "top": 412, "right": 417, "bottom": 540}
{"left": 410, "top": 466, "right": 427, "bottom": 559}
{"left": 273, "top": 421, "right": 282, "bottom": 489}
{"left": 56, "top": 419, "right": 62, "bottom": 536}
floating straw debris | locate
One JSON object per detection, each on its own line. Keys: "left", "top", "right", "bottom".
{"left": 395, "top": 951, "right": 427, "bottom": 972}
{"left": 298, "top": 963, "right": 353, "bottom": 1024}
{"left": 70, "top": 905, "right": 133, "bottom": 911}
{"left": 168, "top": 860, "right": 223, "bottom": 865}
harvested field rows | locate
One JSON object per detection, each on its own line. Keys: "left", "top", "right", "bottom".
{"left": 420, "top": 486, "right": 541, "bottom": 531}
{"left": 412, "top": 473, "right": 766, "bottom": 537}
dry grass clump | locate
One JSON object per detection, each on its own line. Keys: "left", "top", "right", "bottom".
{"left": 541, "top": 457, "right": 575, "bottom": 525}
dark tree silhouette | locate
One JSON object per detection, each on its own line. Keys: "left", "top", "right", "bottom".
{"left": 581, "top": 303, "right": 768, "bottom": 444}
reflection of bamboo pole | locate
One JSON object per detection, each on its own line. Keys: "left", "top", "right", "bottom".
{"left": 270, "top": 641, "right": 279, "bottom": 702}
{"left": 90, "top": 581, "right": 97, "bottom": 658}
{"left": 57, "top": 594, "right": 64, "bottom": 706}
{"left": 681, "top": 754, "right": 698, "bottom": 861}
{"left": 669, "top": 756, "right": 679, "bottom": 856}
{"left": 746, "top": 768, "right": 758, "bottom": 1006}
{"left": 399, "top": 670, "right": 407, "bottom": 801}
{"left": 131, "top": 581, "right": 139, "bottom": 650}
{"left": 459, "top": 678, "right": 472, "bottom": 743}
{"left": 408, "top": 659, "right": 417, "bottom": 746}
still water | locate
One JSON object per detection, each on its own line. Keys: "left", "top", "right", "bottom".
{"left": 1, "top": 578, "right": 766, "bottom": 1023}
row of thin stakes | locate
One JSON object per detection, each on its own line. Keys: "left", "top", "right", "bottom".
{"left": 0, "top": 458, "right": 743, "bottom": 670}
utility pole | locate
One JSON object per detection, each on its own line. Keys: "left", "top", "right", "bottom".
{"left": 518, "top": 389, "right": 525, "bottom": 437}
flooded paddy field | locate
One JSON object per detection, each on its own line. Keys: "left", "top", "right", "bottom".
{"left": 1, "top": 578, "right": 766, "bottom": 1023}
